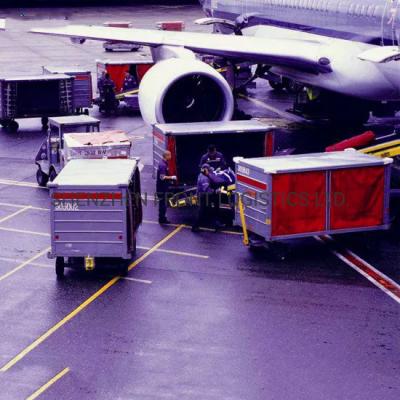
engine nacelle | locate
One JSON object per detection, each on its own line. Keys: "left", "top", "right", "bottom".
{"left": 138, "top": 58, "right": 234, "bottom": 125}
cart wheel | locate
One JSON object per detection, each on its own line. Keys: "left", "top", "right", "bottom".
{"left": 49, "top": 168, "right": 57, "bottom": 182}
{"left": 0, "top": 119, "right": 10, "bottom": 128}
{"left": 120, "top": 263, "right": 129, "bottom": 277}
{"left": 55, "top": 257, "right": 65, "bottom": 279}
{"left": 41, "top": 117, "right": 49, "bottom": 130}
{"left": 268, "top": 79, "right": 285, "bottom": 91}
{"left": 7, "top": 120, "right": 19, "bottom": 133}
{"left": 36, "top": 168, "right": 49, "bottom": 187}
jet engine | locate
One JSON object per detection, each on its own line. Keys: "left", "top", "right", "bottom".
{"left": 138, "top": 58, "right": 234, "bottom": 125}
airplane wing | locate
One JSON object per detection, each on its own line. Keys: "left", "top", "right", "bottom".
{"left": 30, "top": 24, "right": 332, "bottom": 74}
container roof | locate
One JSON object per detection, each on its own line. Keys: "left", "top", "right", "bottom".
{"left": 44, "top": 66, "right": 91, "bottom": 74}
{"left": 49, "top": 115, "right": 100, "bottom": 126}
{"left": 237, "top": 151, "right": 392, "bottom": 173}
{"left": 48, "top": 158, "right": 139, "bottom": 188}
{"left": 154, "top": 120, "right": 274, "bottom": 135}
{"left": 1, "top": 74, "right": 72, "bottom": 82}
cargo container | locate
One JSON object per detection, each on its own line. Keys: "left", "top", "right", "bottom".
{"left": 235, "top": 151, "right": 393, "bottom": 248}
{"left": 42, "top": 66, "right": 93, "bottom": 112}
{"left": 48, "top": 158, "right": 142, "bottom": 278}
{"left": 0, "top": 74, "right": 74, "bottom": 132}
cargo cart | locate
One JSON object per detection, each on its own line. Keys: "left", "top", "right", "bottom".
{"left": 35, "top": 115, "right": 101, "bottom": 186}
{"left": 102, "top": 22, "right": 141, "bottom": 52}
{"left": 95, "top": 59, "right": 153, "bottom": 111}
{"left": 235, "top": 151, "right": 393, "bottom": 251}
{"left": 42, "top": 66, "right": 93, "bottom": 114}
{"left": 153, "top": 120, "right": 275, "bottom": 209}
{"left": 48, "top": 158, "right": 142, "bottom": 278}
{"left": 0, "top": 74, "right": 74, "bottom": 132}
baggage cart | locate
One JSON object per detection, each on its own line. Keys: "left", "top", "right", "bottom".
{"left": 63, "top": 130, "right": 131, "bottom": 161}
{"left": 235, "top": 151, "right": 393, "bottom": 250}
{"left": 102, "top": 21, "right": 141, "bottom": 52}
{"left": 156, "top": 21, "right": 185, "bottom": 31}
{"left": 0, "top": 74, "right": 74, "bottom": 132}
{"left": 42, "top": 66, "right": 93, "bottom": 113}
{"left": 48, "top": 158, "right": 142, "bottom": 278}
{"left": 35, "top": 115, "right": 101, "bottom": 186}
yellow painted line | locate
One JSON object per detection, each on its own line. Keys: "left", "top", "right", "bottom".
{"left": 26, "top": 367, "right": 70, "bottom": 400}
{"left": 0, "top": 202, "right": 48, "bottom": 212}
{"left": 0, "top": 225, "right": 184, "bottom": 372}
{"left": 0, "top": 206, "right": 32, "bottom": 224}
{"left": 0, "top": 247, "right": 50, "bottom": 284}
{"left": 0, "top": 179, "right": 45, "bottom": 189}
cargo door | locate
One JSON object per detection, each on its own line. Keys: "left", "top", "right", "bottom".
{"left": 271, "top": 171, "right": 326, "bottom": 237}
{"left": 329, "top": 166, "right": 385, "bottom": 230}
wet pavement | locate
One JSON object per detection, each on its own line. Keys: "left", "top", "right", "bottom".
{"left": 0, "top": 4, "right": 399, "bottom": 400}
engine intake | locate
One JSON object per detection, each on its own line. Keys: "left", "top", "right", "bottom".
{"left": 138, "top": 58, "right": 234, "bottom": 124}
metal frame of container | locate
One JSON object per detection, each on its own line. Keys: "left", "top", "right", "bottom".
{"left": 48, "top": 158, "right": 142, "bottom": 278}
{"left": 234, "top": 151, "right": 393, "bottom": 245}
{"left": 42, "top": 66, "right": 93, "bottom": 112}
{"left": 0, "top": 74, "right": 74, "bottom": 132}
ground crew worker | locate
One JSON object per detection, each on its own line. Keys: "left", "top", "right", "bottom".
{"left": 192, "top": 164, "right": 222, "bottom": 232}
{"left": 97, "top": 71, "right": 107, "bottom": 93}
{"left": 156, "top": 150, "right": 177, "bottom": 224}
{"left": 122, "top": 71, "right": 136, "bottom": 92}
{"left": 199, "top": 144, "right": 227, "bottom": 171}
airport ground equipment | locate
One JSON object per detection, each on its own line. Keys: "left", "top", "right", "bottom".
{"left": 153, "top": 120, "right": 275, "bottom": 212}
{"left": 42, "top": 66, "right": 93, "bottom": 113}
{"left": 0, "top": 74, "right": 74, "bottom": 132}
{"left": 35, "top": 115, "right": 101, "bottom": 186}
{"left": 102, "top": 21, "right": 141, "bottom": 52}
{"left": 156, "top": 21, "right": 185, "bottom": 31}
{"left": 63, "top": 130, "right": 131, "bottom": 162}
{"left": 95, "top": 59, "right": 153, "bottom": 110}
{"left": 235, "top": 151, "right": 393, "bottom": 249}
{"left": 48, "top": 158, "right": 142, "bottom": 278}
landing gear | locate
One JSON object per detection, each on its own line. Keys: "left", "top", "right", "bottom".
{"left": 1, "top": 120, "right": 19, "bottom": 133}
{"left": 268, "top": 79, "right": 285, "bottom": 91}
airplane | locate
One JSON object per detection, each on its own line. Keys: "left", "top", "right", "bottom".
{"left": 28, "top": 0, "right": 400, "bottom": 126}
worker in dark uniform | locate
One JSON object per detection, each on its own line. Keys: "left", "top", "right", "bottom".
{"left": 122, "top": 71, "right": 137, "bottom": 92}
{"left": 156, "top": 150, "right": 177, "bottom": 224}
{"left": 192, "top": 164, "right": 222, "bottom": 232}
{"left": 199, "top": 144, "right": 227, "bottom": 171}
{"left": 98, "top": 73, "right": 118, "bottom": 114}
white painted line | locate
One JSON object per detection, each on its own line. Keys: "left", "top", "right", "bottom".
{"left": 315, "top": 235, "right": 400, "bottom": 305}
{"left": 0, "top": 178, "right": 46, "bottom": 189}
{"left": 137, "top": 245, "right": 209, "bottom": 259}
{"left": 0, "top": 202, "right": 49, "bottom": 212}
{"left": 239, "top": 93, "right": 306, "bottom": 122}
{"left": 0, "top": 206, "right": 31, "bottom": 224}
{"left": 0, "top": 256, "right": 51, "bottom": 269}
{"left": 0, "top": 226, "right": 50, "bottom": 237}
{"left": 123, "top": 277, "right": 152, "bottom": 284}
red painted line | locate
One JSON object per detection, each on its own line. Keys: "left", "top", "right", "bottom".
{"left": 315, "top": 235, "right": 400, "bottom": 304}
{"left": 237, "top": 174, "right": 267, "bottom": 191}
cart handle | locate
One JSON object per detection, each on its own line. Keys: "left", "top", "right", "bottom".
{"left": 238, "top": 194, "right": 249, "bottom": 246}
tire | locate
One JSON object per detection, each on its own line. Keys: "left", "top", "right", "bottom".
{"left": 120, "top": 263, "right": 129, "bottom": 277}
{"left": 55, "top": 257, "right": 65, "bottom": 279}
{"left": 49, "top": 168, "right": 57, "bottom": 182}
{"left": 7, "top": 120, "right": 19, "bottom": 133}
{"left": 84, "top": 109, "right": 89, "bottom": 115}
{"left": 268, "top": 79, "right": 284, "bottom": 91}
{"left": 283, "top": 78, "right": 304, "bottom": 94}
{"left": 41, "top": 117, "right": 49, "bottom": 130}
{"left": 36, "top": 168, "right": 49, "bottom": 187}
{"left": 0, "top": 119, "right": 10, "bottom": 128}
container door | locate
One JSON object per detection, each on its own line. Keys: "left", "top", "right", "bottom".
{"left": 329, "top": 166, "right": 385, "bottom": 230}
{"left": 271, "top": 171, "right": 326, "bottom": 237}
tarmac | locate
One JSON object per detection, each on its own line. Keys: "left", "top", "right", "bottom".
{"left": 0, "top": 3, "right": 399, "bottom": 400}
